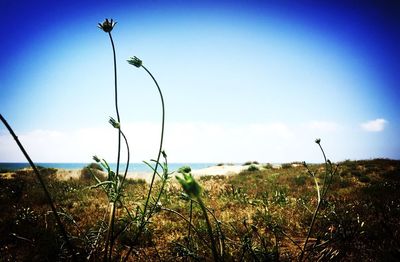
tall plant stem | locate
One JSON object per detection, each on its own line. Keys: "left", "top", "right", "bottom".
{"left": 123, "top": 64, "right": 165, "bottom": 262}
{"left": 104, "top": 31, "right": 122, "bottom": 262}
{"left": 0, "top": 114, "right": 76, "bottom": 261}
{"left": 141, "top": 64, "right": 165, "bottom": 217}
{"left": 299, "top": 143, "right": 333, "bottom": 261}
{"left": 299, "top": 197, "right": 322, "bottom": 261}
{"left": 107, "top": 32, "right": 121, "bottom": 176}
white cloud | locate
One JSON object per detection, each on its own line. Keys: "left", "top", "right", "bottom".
{"left": 0, "top": 122, "right": 301, "bottom": 163}
{"left": 4, "top": 119, "right": 393, "bottom": 163}
{"left": 361, "top": 118, "right": 388, "bottom": 132}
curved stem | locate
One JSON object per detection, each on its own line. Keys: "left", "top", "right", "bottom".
{"left": 119, "top": 129, "right": 130, "bottom": 189}
{"left": 123, "top": 64, "right": 165, "bottom": 262}
{"left": 141, "top": 65, "right": 165, "bottom": 217}
{"left": 318, "top": 143, "right": 329, "bottom": 198}
{"left": 0, "top": 114, "right": 76, "bottom": 261}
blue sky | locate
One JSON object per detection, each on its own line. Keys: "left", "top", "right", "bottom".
{"left": 1, "top": 0, "right": 399, "bottom": 163}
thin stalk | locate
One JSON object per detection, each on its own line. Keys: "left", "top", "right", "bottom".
{"left": 299, "top": 199, "right": 322, "bottom": 261}
{"left": 119, "top": 130, "right": 130, "bottom": 188}
{"left": 318, "top": 143, "right": 329, "bottom": 198}
{"left": 0, "top": 114, "right": 76, "bottom": 261}
{"left": 146, "top": 154, "right": 169, "bottom": 220}
{"left": 104, "top": 31, "right": 121, "bottom": 262}
{"left": 107, "top": 32, "right": 121, "bottom": 180}
{"left": 188, "top": 200, "right": 193, "bottom": 245}
{"left": 299, "top": 146, "right": 330, "bottom": 261}
{"left": 124, "top": 64, "right": 165, "bottom": 261}
{"left": 191, "top": 198, "right": 225, "bottom": 257}
{"left": 141, "top": 64, "right": 165, "bottom": 219}
{"left": 104, "top": 202, "right": 115, "bottom": 261}
{"left": 108, "top": 129, "right": 130, "bottom": 252}
{"left": 197, "top": 197, "right": 219, "bottom": 262}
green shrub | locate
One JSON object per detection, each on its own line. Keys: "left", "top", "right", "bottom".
{"left": 243, "top": 161, "right": 259, "bottom": 166}
{"left": 80, "top": 163, "right": 105, "bottom": 180}
{"left": 86, "top": 162, "right": 103, "bottom": 171}
{"left": 247, "top": 165, "right": 259, "bottom": 172}
{"left": 294, "top": 174, "right": 307, "bottom": 186}
{"left": 263, "top": 163, "right": 273, "bottom": 169}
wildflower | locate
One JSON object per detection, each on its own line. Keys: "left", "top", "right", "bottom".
{"left": 109, "top": 117, "right": 120, "bottom": 129}
{"left": 127, "top": 56, "right": 142, "bottom": 68}
{"left": 315, "top": 138, "right": 321, "bottom": 144}
{"left": 98, "top": 18, "right": 116, "bottom": 33}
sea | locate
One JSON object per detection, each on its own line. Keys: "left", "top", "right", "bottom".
{"left": 0, "top": 162, "right": 217, "bottom": 173}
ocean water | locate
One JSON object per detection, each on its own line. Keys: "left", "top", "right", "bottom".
{"left": 0, "top": 162, "right": 216, "bottom": 173}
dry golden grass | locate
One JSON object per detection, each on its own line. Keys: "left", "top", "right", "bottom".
{"left": 0, "top": 159, "right": 399, "bottom": 261}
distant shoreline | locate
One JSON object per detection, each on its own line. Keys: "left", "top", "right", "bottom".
{"left": 0, "top": 162, "right": 218, "bottom": 173}
{"left": 0, "top": 163, "right": 285, "bottom": 183}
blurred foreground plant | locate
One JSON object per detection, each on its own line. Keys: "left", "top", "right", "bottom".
{"left": 176, "top": 168, "right": 221, "bottom": 261}
{"left": 0, "top": 114, "right": 77, "bottom": 260}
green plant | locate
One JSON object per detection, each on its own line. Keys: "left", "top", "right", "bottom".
{"left": 176, "top": 168, "right": 220, "bottom": 261}
{"left": 247, "top": 164, "right": 260, "bottom": 172}
{"left": 299, "top": 138, "right": 339, "bottom": 261}
{"left": 121, "top": 55, "right": 167, "bottom": 261}
{"left": 81, "top": 163, "right": 104, "bottom": 180}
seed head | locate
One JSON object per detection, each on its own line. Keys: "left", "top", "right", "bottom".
{"left": 98, "top": 18, "right": 116, "bottom": 33}
{"left": 315, "top": 138, "right": 321, "bottom": 144}
{"left": 162, "top": 150, "right": 167, "bottom": 159}
{"left": 93, "top": 155, "right": 101, "bottom": 163}
{"left": 127, "top": 56, "right": 143, "bottom": 68}
{"left": 109, "top": 117, "right": 120, "bottom": 129}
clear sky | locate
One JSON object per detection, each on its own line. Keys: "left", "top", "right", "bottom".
{"left": 1, "top": 0, "right": 399, "bottom": 163}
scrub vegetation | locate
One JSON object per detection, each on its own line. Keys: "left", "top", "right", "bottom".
{"left": 1, "top": 19, "right": 399, "bottom": 261}
{"left": 0, "top": 159, "right": 399, "bottom": 261}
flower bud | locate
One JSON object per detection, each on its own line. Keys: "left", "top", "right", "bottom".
{"left": 176, "top": 172, "right": 202, "bottom": 199}
{"left": 109, "top": 117, "right": 120, "bottom": 129}
{"left": 98, "top": 18, "right": 116, "bottom": 33}
{"left": 127, "top": 56, "right": 143, "bottom": 68}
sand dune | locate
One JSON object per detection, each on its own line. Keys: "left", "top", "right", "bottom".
{"left": 2, "top": 164, "right": 263, "bottom": 183}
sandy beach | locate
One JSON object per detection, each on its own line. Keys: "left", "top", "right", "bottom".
{"left": 57, "top": 164, "right": 255, "bottom": 183}
{"left": 1, "top": 164, "right": 270, "bottom": 183}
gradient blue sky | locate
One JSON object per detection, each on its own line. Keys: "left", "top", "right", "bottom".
{"left": 1, "top": 0, "right": 399, "bottom": 163}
